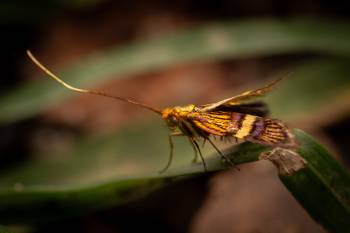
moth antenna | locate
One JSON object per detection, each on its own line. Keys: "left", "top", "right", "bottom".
{"left": 26, "top": 50, "right": 162, "bottom": 115}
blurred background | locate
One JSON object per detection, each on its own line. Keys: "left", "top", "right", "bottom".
{"left": 0, "top": 0, "right": 349, "bottom": 232}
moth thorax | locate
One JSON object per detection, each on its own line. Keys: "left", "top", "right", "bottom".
{"left": 174, "top": 104, "right": 196, "bottom": 117}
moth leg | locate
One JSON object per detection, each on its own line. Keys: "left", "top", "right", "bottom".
{"left": 159, "top": 135, "right": 174, "bottom": 174}
{"left": 190, "top": 139, "right": 199, "bottom": 163}
{"left": 201, "top": 138, "right": 207, "bottom": 148}
{"left": 159, "top": 132, "right": 184, "bottom": 174}
{"left": 206, "top": 137, "right": 239, "bottom": 170}
{"left": 170, "top": 132, "right": 200, "bottom": 164}
{"left": 170, "top": 132, "right": 185, "bottom": 136}
{"left": 189, "top": 138, "right": 207, "bottom": 172}
{"left": 191, "top": 138, "right": 208, "bottom": 164}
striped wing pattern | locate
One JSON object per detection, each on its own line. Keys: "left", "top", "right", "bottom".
{"left": 189, "top": 111, "right": 231, "bottom": 136}
{"left": 188, "top": 111, "right": 295, "bottom": 147}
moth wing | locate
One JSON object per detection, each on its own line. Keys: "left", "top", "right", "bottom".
{"left": 189, "top": 112, "right": 231, "bottom": 136}
{"left": 199, "top": 78, "right": 281, "bottom": 112}
{"left": 212, "top": 101, "right": 269, "bottom": 117}
{"left": 245, "top": 118, "right": 297, "bottom": 148}
{"left": 189, "top": 111, "right": 297, "bottom": 148}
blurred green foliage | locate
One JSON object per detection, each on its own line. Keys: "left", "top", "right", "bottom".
{"left": 0, "top": 19, "right": 350, "bottom": 124}
{"left": 0, "top": 225, "right": 11, "bottom": 233}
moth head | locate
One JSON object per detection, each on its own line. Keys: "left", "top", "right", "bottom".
{"left": 162, "top": 108, "right": 179, "bottom": 129}
{"left": 162, "top": 104, "right": 195, "bottom": 129}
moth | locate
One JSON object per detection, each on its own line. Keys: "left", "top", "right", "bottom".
{"left": 27, "top": 50, "right": 296, "bottom": 173}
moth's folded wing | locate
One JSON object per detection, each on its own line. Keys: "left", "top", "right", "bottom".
{"left": 215, "top": 101, "right": 269, "bottom": 117}
{"left": 189, "top": 112, "right": 231, "bottom": 136}
{"left": 199, "top": 78, "right": 281, "bottom": 112}
{"left": 246, "top": 118, "right": 297, "bottom": 148}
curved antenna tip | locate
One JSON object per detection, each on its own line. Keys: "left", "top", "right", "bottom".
{"left": 26, "top": 49, "right": 162, "bottom": 115}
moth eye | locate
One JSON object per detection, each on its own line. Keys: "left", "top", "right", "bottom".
{"left": 170, "top": 116, "right": 178, "bottom": 124}
{"left": 167, "top": 116, "right": 178, "bottom": 130}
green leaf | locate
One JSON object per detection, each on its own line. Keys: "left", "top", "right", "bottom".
{"left": 1, "top": 19, "right": 350, "bottom": 124}
{"left": 280, "top": 130, "right": 350, "bottom": 233}
{"left": 0, "top": 120, "right": 258, "bottom": 224}
{"left": 1, "top": 128, "right": 349, "bottom": 233}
